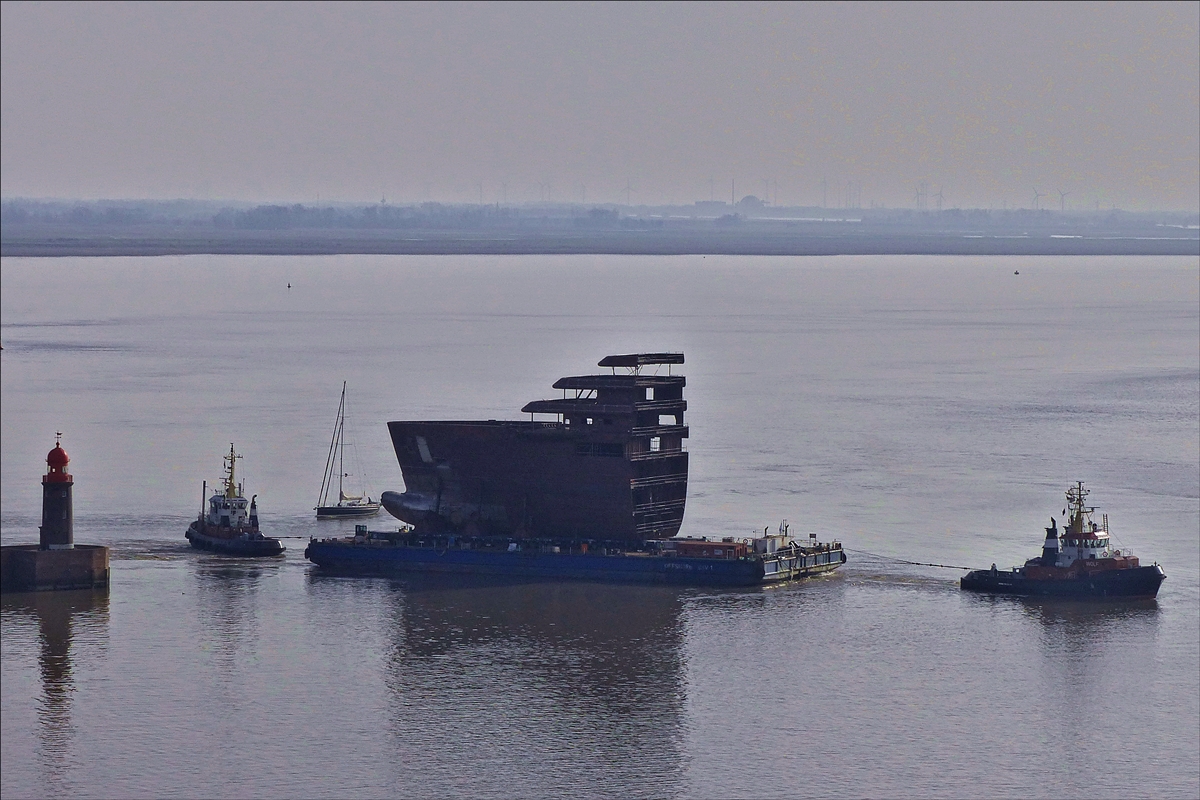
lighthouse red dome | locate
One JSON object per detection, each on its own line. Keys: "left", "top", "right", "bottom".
{"left": 44, "top": 437, "right": 72, "bottom": 484}
{"left": 47, "top": 444, "right": 70, "bottom": 467}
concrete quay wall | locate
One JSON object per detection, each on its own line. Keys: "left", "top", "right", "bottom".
{"left": 0, "top": 545, "right": 110, "bottom": 593}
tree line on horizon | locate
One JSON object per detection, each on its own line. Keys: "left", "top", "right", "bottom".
{"left": 1, "top": 198, "right": 1195, "bottom": 233}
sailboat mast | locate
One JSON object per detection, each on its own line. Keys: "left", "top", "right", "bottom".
{"left": 317, "top": 381, "right": 347, "bottom": 507}
{"left": 337, "top": 383, "right": 346, "bottom": 500}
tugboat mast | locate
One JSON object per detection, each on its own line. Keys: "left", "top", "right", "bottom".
{"left": 1066, "top": 480, "right": 1094, "bottom": 535}
{"left": 224, "top": 443, "right": 242, "bottom": 498}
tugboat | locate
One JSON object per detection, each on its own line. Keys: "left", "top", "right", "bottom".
{"left": 186, "top": 444, "right": 284, "bottom": 556}
{"left": 961, "top": 482, "right": 1165, "bottom": 598}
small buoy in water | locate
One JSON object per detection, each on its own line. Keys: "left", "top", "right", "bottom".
{"left": 1014, "top": 270, "right": 1019, "bottom": 275}
{"left": 287, "top": 283, "right": 292, "bottom": 289}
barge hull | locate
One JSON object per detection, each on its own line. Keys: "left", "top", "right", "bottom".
{"left": 304, "top": 537, "right": 847, "bottom": 587}
{"left": 305, "top": 540, "right": 764, "bottom": 586}
{"left": 761, "top": 548, "right": 847, "bottom": 582}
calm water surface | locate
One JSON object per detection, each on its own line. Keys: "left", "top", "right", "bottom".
{"left": 2, "top": 255, "right": 1198, "bottom": 798}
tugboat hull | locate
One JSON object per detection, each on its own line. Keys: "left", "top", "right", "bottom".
{"left": 961, "top": 564, "right": 1165, "bottom": 599}
{"left": 186, "top": 522, "right": 285, "bottom": 557}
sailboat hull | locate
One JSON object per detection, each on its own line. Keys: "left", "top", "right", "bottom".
{"left": 315, "top": 503, "right": 381, "bottom": 519}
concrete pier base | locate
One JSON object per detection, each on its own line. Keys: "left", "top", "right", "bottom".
{"left": 0, "top": 545, "right": 110, "bottom": 593}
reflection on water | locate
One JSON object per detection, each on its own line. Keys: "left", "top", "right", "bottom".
{"left": 1, "top": 589, "right": 109, "bottom": 796}
{"left": 312, "top": 573, "right": 688, "bottom": 798}
{"left": 192, "top": 559, "right": 274, "bottom": 668}
{"left": 1020, "top": 596, "right": 1160, "bottom": 632}
{"left": 1020, "top": 596, "right": 1162, "bottom": 679}
{"left": 1016, "top": 596, "right": 1164, "bottom": 799}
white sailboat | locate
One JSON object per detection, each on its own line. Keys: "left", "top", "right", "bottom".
{"left": 316, "top": 382, "right": 381, "bottom": 519}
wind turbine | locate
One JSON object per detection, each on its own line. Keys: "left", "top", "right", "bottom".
{"left": 1057, "top": 189, "right": 1070, "bottom": 212}
{"left": 1032, "top": 187, "right": 1045, "bottom": 210}
{"left": 933, "top": 186, "right": 945, "bottom": 211}
{"left": 916, "top": 182, "right": 929, "bottom": 210}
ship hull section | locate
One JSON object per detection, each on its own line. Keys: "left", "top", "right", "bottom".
{"left": 385, "top": 421, "right": 686, "bottom": 541}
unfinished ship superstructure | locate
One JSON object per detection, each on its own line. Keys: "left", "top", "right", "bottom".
{"left": 381, "top": 353, "right": 689, "bottom": 541}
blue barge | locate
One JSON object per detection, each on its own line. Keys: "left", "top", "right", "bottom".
{"left": 304, "top": 526, "right": 845, "bottom": 587}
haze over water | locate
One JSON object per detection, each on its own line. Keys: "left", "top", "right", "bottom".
{"left": 2, "top": 254, "right": 1198, "bottom": 799}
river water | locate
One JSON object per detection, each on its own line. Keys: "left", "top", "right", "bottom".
{"left": 2, "top": 254, "right": 1197, "bottom": 799}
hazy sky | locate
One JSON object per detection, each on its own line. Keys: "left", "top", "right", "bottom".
{"left": 2, "top": 1, "right": 1197, "bottom": 209}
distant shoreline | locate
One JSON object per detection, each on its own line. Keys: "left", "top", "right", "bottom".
{"left": 3, "top": 230, "right": 1197, "bottom": 258}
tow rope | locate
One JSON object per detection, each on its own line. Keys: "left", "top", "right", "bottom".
{"left": 843, "top": 547, "right": 972, "bottom": 570}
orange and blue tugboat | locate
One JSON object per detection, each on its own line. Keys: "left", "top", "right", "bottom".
{"left": 961, "top": 482, "right": 1165, "bottom": 598}
{"left": 186, "top": 444, "right": 284, "bottom": 557}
